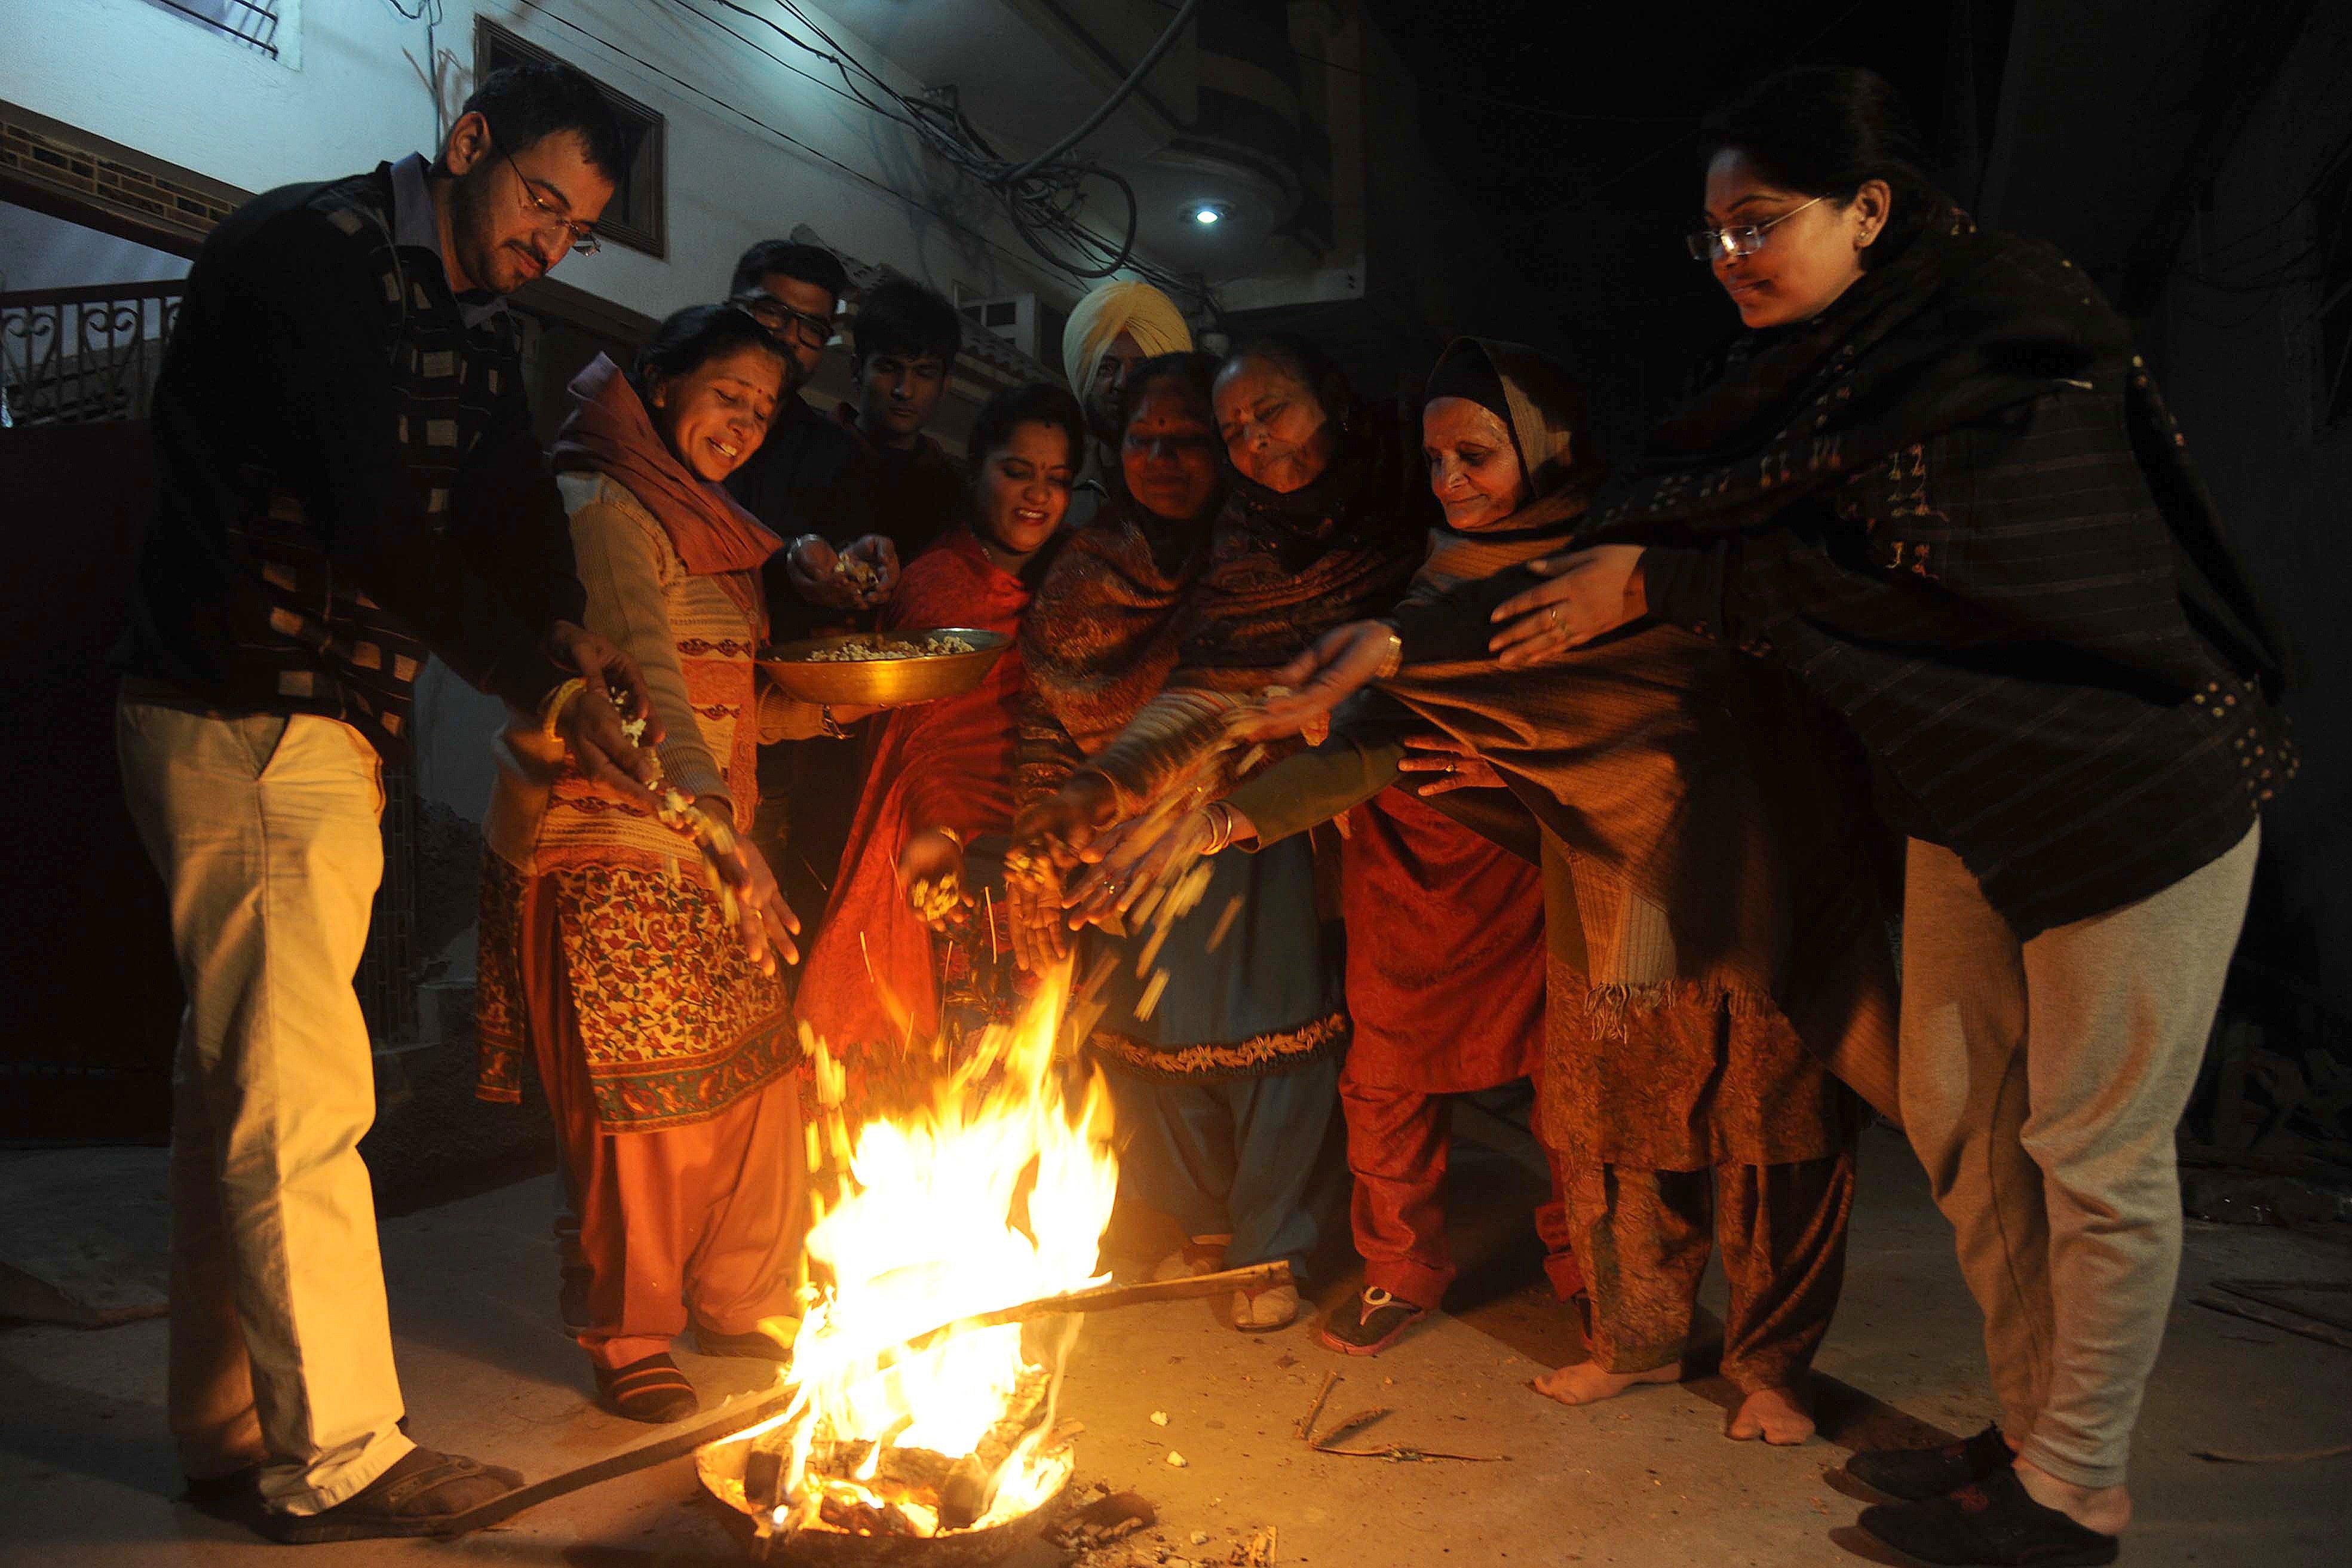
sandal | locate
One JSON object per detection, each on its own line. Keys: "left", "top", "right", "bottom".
{"left": 1317, "top": 1286, "right": 1431, "bottom": 1356}
{"left": 1153, "top": 1235, "right": 1232, "bottom": 1282}
{"left": 261, "top": 1446, "right": 522, "bottom": 1543}
{"left": 1232, "top": 1281, "right": 1300, "bottom": 1332}
{"left": 594, "top": 1353, "right": 700, "bottom": 1424}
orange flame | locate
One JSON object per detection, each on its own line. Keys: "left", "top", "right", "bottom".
{"left": 754, "top": 963, "right": 1112, "bottom": 1538}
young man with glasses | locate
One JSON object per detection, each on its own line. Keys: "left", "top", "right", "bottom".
{"left": 720, "top": 243, "right": 909, "bottom": 949}
{"left": 722, "top": 240, "right": 898, "bottom": 624}
{"left": 115, "top": 62, "right": 674, "bottom": 1542}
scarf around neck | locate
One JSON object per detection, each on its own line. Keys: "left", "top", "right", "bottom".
{"left": 1582, "top": 207, "right": 2289, "bottom": 698}
{"left": 1176, "top": 396, "right": 1427, "bottom": 688}
{"left": 1022, "top": 490, "right": 1216, "bottom": 763}
{"left": 550, "top": 354, "right": 782, "bottom": 628}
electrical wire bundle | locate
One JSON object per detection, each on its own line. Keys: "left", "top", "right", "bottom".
{"left": 682, "top": 0, "right": 1215, "bottom": 311}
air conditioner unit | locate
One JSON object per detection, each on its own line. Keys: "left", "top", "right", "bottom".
{"left": 957, "top": 291, "right": 1068, "bottom": 375}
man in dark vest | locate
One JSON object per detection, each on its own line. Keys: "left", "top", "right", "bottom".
{"left": 112, "top": 63, "right": 734, "bottom": 1542}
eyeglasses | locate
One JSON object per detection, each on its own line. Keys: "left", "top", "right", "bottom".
{"left": 1685, "top": 194, "right": 1829, "bottom": 262}
{"left": 487, "top": 125, "right": 601, "bottom": 256}
{"left": 732, "top": 291, "right": 836, "bottom": 351}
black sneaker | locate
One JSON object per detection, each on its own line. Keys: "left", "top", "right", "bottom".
{"left": 1848, "top": 1423, "right": 2015, "bottom": 1501}
{"left": 1859, "top": 1468, "right": 2120, "bottom": 1567}
{"left": 1316, "top": 1287, "right": 1431, "bottom": 1357}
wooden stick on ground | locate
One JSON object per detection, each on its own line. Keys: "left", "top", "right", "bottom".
{"left": 947, "top": 1262, "right": 1292, "bottom": 1336}
{"left": 1296, "top": 1370, "right": 1340, "bottom": 1443}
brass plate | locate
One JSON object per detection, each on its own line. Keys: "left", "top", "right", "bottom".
{"left": 757, "top": 629, "right": 1011, "bottom": 708}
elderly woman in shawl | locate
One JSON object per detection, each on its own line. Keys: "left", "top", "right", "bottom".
{"left": 1104, "top": 341, "right": 1603, "bottom": 1360}
{"left": 791, "top": 383, "right": 1087, "bottom": 1120}
{"left": 1013, "top": 337, "right": 1426, "bottom": 1331}
{"left": 1172, "top": 339, "right": 1894, "bottom": 1443}
{"left": 476, "top": 304, "right": 820, "bottom": 1426}
{"left": 1060, "top": 279, "right": 1194, "bottom": 529}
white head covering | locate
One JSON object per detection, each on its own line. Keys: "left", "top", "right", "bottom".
{"left": 1061, "top": 280, "right": 1192, "bottom": 395}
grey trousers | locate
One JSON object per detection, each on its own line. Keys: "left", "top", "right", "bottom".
{"left": 1897, "top": 827, "right": 2258, "bottom": 1490}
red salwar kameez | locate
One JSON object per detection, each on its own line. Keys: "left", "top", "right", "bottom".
{"left": 1337, "top": 785, "right": 1581, "bottom": 1308}
{"left": 792, "top": 527, "right": 1032, "bottom": 1122}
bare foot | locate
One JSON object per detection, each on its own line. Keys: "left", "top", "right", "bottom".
{"left": 1725, "top": 1383, "right": 1816, "bottom": 1444}
{"left": 1531, "top": 1359, "right": 1682, "bottom": 1407}
{"left": 2014, "top": 1457, "right": 2132, "bottom": 1536}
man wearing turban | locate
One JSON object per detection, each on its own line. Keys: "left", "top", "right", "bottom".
{"left": 1060, "top": 280, "right": 1193, "bottom": 526}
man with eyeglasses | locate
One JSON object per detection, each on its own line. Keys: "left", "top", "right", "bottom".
{"left": 115, "top": 62, "right": 663, "bottom": 1542}
{"left": 722, "top": 240, "right": 899, "bottom": 627}
{"left": 719, "top": 241, "right": 906, "bottom": 947}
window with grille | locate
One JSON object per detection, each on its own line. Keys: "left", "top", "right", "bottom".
{"left": 138, "top": 0, "right": 288, "bottom": 61}
{"left": 475, "top": 19, "right": 666, "bottom": 259}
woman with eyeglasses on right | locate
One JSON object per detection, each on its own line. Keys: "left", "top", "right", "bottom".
{"left": 1258, "top": 65, "right": 2293, "bottom": 1568}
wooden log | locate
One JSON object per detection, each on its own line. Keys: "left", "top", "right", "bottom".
{"left": 945, "top": 1261, "right": 1292, "bottom": 1336}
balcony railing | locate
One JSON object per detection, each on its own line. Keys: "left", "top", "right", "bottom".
{"left": 1, "top": 280, "right": 183, "bottom": 427}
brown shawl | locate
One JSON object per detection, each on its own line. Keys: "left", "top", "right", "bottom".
{"left": 1379, "top": 339, "right": 1900, "bottom": 1119}
{"left": 1016, "top": 490, "right": 1212, "bottom": 805}
{"left": 1080, "top": 398, "right": 1428, "bottom": 811}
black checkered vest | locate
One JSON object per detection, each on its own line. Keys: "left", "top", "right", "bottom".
{"left": 229, "top": 173, "right": 527, "bottom": 756}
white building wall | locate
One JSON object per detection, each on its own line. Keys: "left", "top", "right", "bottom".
{"left": 0, "top": 0, "right": 1113, "bottom": 320}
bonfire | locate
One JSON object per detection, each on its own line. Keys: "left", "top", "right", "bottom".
{"left": 713, "top": 973, "right": 1118, "bottom": 1546}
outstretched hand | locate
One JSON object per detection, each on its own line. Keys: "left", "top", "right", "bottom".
{"left": 897, "top": 827, "right": 971, "bottom": 931}
{"left": 707, "top": 830, "right": 801, "bottom": 975}
{"left": 1396, "top": 732, "right": 1504, "bottom": 796}
{"left": 1066, "top": 809, "right": 1215, "bottom": 930}
{"left": 1226, "top": 620, "right": 1397, "bottom": 743}
{"left": 1006, "top": 777, "right": 1116, "bottom": 969}
{"left": 1487, "top": 545, "right": 1647, "bottom": 667}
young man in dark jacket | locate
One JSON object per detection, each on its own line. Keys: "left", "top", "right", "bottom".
{"left": 112, "top": 63, "right": 720, "bottom": 1543}
{"left": 834, "top": 277, "right": 968, "bottom": 566}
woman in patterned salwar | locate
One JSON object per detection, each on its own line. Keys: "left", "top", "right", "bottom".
{"left": 476, "top": 305, "right": 823, "bottom": 1425}
{"left": 1013, "top": 339, "right": 1425, "bottom": 1332}
{"left": 792, "top": 383, "right": 1087, "bottom": 1127}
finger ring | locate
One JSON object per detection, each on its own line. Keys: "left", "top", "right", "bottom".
{"left": 1547, "top": 606, "right": 1563, "bottom": 628}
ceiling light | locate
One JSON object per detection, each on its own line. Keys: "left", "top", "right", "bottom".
{"left": 1186, "top": 202, "right": 1227, "bottom": 227}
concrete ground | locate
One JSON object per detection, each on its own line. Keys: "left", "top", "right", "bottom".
{"left": 2, "top": 1117, "right": 2347, "bottom": 1567}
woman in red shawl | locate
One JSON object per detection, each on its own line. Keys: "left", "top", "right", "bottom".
{"left": 793, "top": 383, "right": 1088, "bottom": 1122}
{"left": 476, "top": 305, "right": 815, "bottom": 1425}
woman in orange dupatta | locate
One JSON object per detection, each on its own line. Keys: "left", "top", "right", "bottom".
{"left": 793, "top": 383, "right": 1087, "bottom": 1122}
{"left": 476, "top": 305, "right": 814, "bottom": 1425}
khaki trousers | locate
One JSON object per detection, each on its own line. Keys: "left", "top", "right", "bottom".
{"left": 1898, "top": 827, "right": 2258, "bottom": 1490}
{"left": 116, "top": 699, "right": 413, "bottom": 1514}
